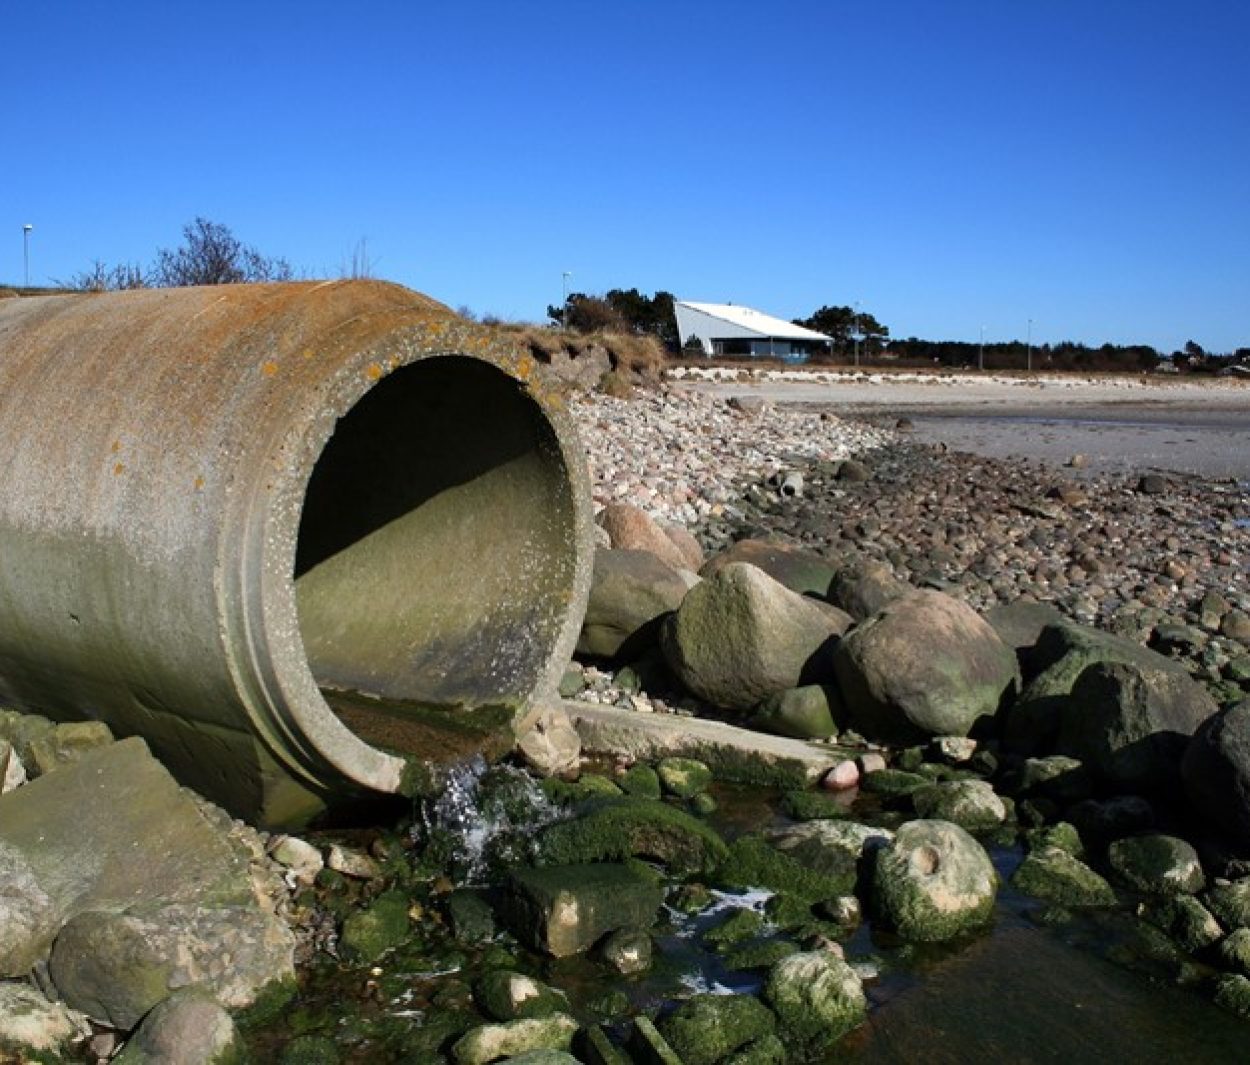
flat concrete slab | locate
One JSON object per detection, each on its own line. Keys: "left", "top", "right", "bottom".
{"left": 561, "top": 701, "right": 838, "bottom": 788}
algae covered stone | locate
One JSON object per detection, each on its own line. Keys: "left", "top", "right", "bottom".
{"left": 111, "top": 986, "right": 239, "bottom": 1065}
{"left": 536, "top": 797, "right": 728, "bottom": 875}
{"left": 656, "top": 757, "right": 713, "bottom": 799}
{"left": 1011, "top": 847, "right": 1116, "bottom": 907}
{"left": 451, "top": 1013, "right": 578, "bottom": 1065}
{"left": 657, "top": 993, "right": 776, "bottom": 1065}
{"left": 716, "top": 834, "right": 856, "bottom": 902}
{"left": 912, "top": 780, "right": 1006, "bottom": 831}
{"left": 871, "top": 820, "right": 997, "bottom": 941}
{"left": 763, "top": 950, "right": 866, "bottom": 1053}
{"left": 752, "top": 686, "right": 839, "bottom": 740}
{"left": 1108, "top": 834, "right": 1205, "bottom": 896}
{"left": 340, "top": 891, "right": 409, "bottom": 962}
{"left": 474, "top": 970, "right": 568, "bottom": 1021}
{"left": 501, "top": 863, "right": 664, "bottom": 958}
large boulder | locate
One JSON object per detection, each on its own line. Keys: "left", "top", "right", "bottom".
{"left": 701, "top": 539, "right": 837, "bottom": 599}
{"left": 1183, "top": 700, "right": 1250, "bottom": 851}
{"left": 597, "top": 503, "right": 690, "bottom": 571}
{"left": 912, "top": 780, "right": 1007, "bottom": 832}
{"left": 662, "top": 563, "right": 849, "bottom": 711}
{"left": 833, "top": 591, "right": 1017, "bottom": 743}
{"left": 1003, "top": 621, "right": 1188, "bottom": 755}
{"left": 752, "top": 685, "right": 841, "bottom": 740}
{"left": 1055, "top": 661, "right": 1217, "bottom": 791}
{"left": 452, "top": 1014, "right": 579, "bottom": 1065}
{"left": 578, "top": 548, "right": 693, "bottom": 659}
{"left": 48, "top": 902, "right": 294, "bottom": 1029}
{"left": 1107, "top": 834, "right": 1205, "bottom": 896}
{"left": 0, "top": 737, "right": 290, "bottom": 983}
{"left": 871, "top": 820, "right": 997, "bottom": 941}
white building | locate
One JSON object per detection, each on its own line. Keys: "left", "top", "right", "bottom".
{"left": 673, "top": 300, "right": 831, "bottom": 359}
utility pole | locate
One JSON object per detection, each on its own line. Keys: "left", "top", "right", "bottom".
{"left": 1027, "top": 318, "right": 1033, "bottom": 373}
{"left": 22, "top": 224, "right": 33, "bottom": 288}
{"left": 561, "top": 271, "right": 572, "bottom": 327}
{"left": 979, "top": 324, "right": 985, "bottom": 371}
{"left": 853, "top": 301, "right": 861, "bottom": 368}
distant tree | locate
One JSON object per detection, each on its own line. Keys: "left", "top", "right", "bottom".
{"left": 152, "top": 217, "right": 293, "bottom": 286}
{"left": 546, "top": 293, "right": 629, "bottom": 333}
{"left": 57, "top": 259, "right": 148, "bottom": 292}
{"left": 795, "top": 305, "right": 889, "bottom": 356}
{"left": 1183, "top": 339, "right": 1206, "bottom": 360}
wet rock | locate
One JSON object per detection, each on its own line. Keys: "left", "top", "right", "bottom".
{"left": 1141, "top": 895, "right": 1223, "bottom": 953}
{"left": 1010, "top": 755, "right": 1094, "bottom": 804}
{"left": 340, "top": 891, "right": 410, "bottom": 962}
{"left": 475, "top": 970, "right": 568, "bottom": 1022}
{"left": 601, "top": 928, "right": 652, "bottom": 975}
{"left": 0, "top": 981, "right": 89, "bottom": 1055}
{"left": 452, "top": 1013, "right": 579, "bottom": 1065}
{"left": 766, "top": 820, "right": 893, "bottom": 868}
{"left": 326, "top": 844, "right": 381, "bottom": 881}
{"left": 536, "top": 797, "right": 727, "bottom": 874}
{"left": 716, "top": 834, "right": 857, "bottom": 901}
{"left": 752, "top": 685, "right": 840, "bottom": 740}
{"left": 1218, "top": 928, "right": 1250, "bottom": 976}
{"left": 501, "top": 864, "right": 664, "bottom": 958}
{"left": 517, "top": 708, "right": 582, "bottom": 778}
{"left": 723, "top": 1033, "right": 786, "bottom": 1063}
{"left": 1056, "top": 661, "right": 1217, "bottom": 790}
{"left": 1215, "top": 974, "right": 1250, "bottom": 1018}
{"left": 1137, "top": 473, "right": 1169, "bottom": 495}
{"left": 1182, "top": 701, "right": 1250, "bottom": 851}
{"left": 871, "top": 820, "right": 997, "bottom": 941}
{"left": 661, "top": 522, "right": 705, "bottom": 571}
{"left": 859, "top": 769, "right": 930, "bottom": 800}
{"left": 629, "top": 1015, "right": 683, "bottom": 1064}
{"left": 984, "top": 601, "right": 1066, "bottom": 665}
{"left": 0, "top": 739, "right": 25, "bottom": 793}
{"left": 763, "top": 950, "right": 866, "bottom": 1054}
{"left": 658, "top": 993, "right": 776, "bottom": 1065}
{"left": 619, "top": 763, "right": 662, "bottom": 799}
{"left": 112, "top": 986, "right": 238, "bottom": 1065}
{"left": 268, "top": 835, "right": 323, "bottom": 884}
{"left": 827, "top": 560, "right": 910, "bottom": 621}
{"left": 579, "top": 548, "right": 693, "bottom": 659}
{"left": 656, "top": 757, "right": 712, "bottom": 798}
{"left": 701, "top": 539, "right": 837, "bottom": 599}
{"left": 1108, "top": 835, "right": 1206, "bottom": 896}
{"left": 912, "top": 780, "right": 1006, "bottom": 831}
{"left": 48, "top": 901, "right": 294, "bottom": 1028}
{"left": 1206, "top": 878, "right": 1250, "bottom": 931}
{"left": 446, "top": 889, "right": 497, "bottom": 945}
{"left": 662, "top": 562, "right": 848, "bottom": 711}
{"left": 1010, "top": 847, "right": 1116, "bottom": 906}
{"left": 837, "top": 458, "right": 872, "bottom": 483}
{"left": 834, "top": 590, "right": 1018, "bottom": 743}
{"left": 821, "top": 760, "right": 860, "bottom": 792}
{"left": 1024, "top": 822, "right": 1084, "bottom": 858}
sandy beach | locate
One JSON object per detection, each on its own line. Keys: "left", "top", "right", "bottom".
{"left": 672, "top": 369, "right": 1250, "bottom": 481}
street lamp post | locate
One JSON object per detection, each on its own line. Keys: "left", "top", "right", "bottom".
{"left": 22, "top": 224, "right": 33, "bottom": 289}
{"left": 853, "top": 301, "right": 861, "bottom": 368}
{"left": 979, "top": 325, "right": 985, "bottom": 371}
{"left": 1026, "top": 318, "right": 1033, "bottom": 373}
{"left": 561, "top": 271, "right": 572, "bottom": 327}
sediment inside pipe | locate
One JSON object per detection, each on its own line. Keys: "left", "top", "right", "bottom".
{"left": 293, "top": 355, "right": 578, "bottom": 740}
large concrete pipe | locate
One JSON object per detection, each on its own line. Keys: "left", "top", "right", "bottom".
{"left": 0, "top": 282, "right": 593, "bottom": 826}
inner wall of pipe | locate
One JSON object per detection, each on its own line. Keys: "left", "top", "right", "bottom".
{"left": 293, "top": 356, "right": 575, "bottom": 720}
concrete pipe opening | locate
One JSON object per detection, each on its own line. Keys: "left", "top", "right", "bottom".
{"left": 293, "top": 356, "right": 577, "bottom": 749}
{"left": 0, "top": 282, "right": 592, "bottom": 827}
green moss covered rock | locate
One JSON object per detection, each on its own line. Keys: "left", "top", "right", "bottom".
{"left": 716, "top": 835, "right": 856, "bottom": 902}
{"left": 657, "top": 993, "right": 777, "bottom": 1065}
{"left": 912, "top": 780, "right": 1006, "bottom": 831}
{"left": 763, "top": 950, "right": 866, "bottom": 1054}
{"left": 340, "top": 891, "right": 410, "bottom": 963}
{"left": 536, "top": 798, "right": 728, "bottom": 874}
{"left": 657, "top": 757, "right": 713, "bottom": 798}
{"left": 1108, "top": 834, "right": 1206, "bottom": 896}
{"left": 1011, "top": 847, "right": 1116, "bottom": 907}
{"left": 872, "top": 820, "right": 997, "bottom": 942}
{"left": 474, "top": 970, "right": 567, "bottom": 1022}
{"left": 619, "top": 764, "right": 662, "bottom": 799}
{"left": 451, "top": 1013, "right": 578, "bottom": 1065}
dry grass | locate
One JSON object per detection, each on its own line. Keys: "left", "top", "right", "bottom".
{"left": 492, "top": 322, "right": 666, "bottom": 388}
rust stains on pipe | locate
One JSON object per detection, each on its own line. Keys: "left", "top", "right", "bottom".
{"left": 0, "top": 281, "right": 593, "bottom": 826}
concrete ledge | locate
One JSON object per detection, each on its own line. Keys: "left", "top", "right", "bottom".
{"left": 561, "top": 701, "right": 837, "bottom": 788}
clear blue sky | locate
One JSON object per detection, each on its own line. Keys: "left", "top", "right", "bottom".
{"left": 3, "top": 1, "right": 1247, "bottom": 352}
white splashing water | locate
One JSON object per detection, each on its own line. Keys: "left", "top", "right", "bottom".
{"left": 420, "top": 757, "right": 562, "bottom": 884}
